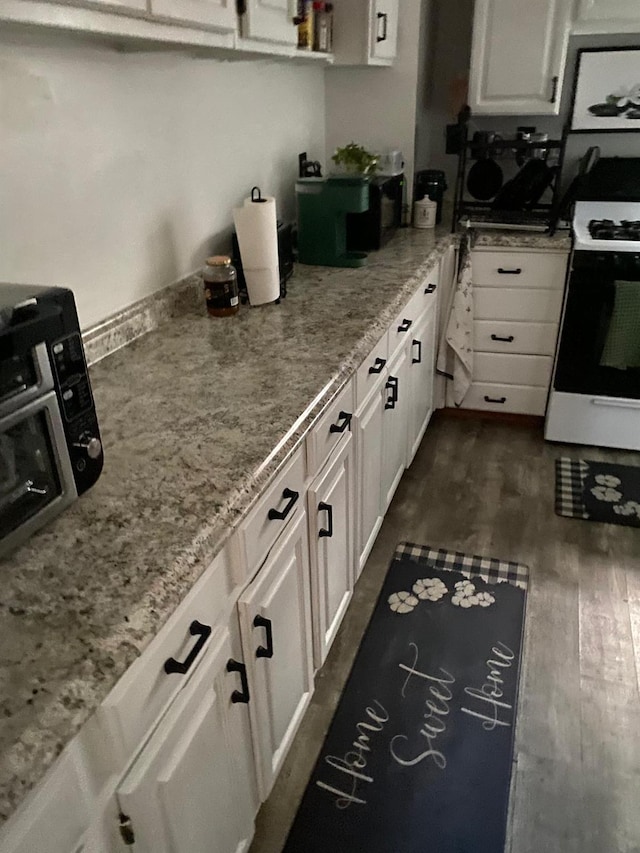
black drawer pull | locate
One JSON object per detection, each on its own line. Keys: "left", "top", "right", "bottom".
{"left": 376, "top": 11, "right": 388, "bottom": 42}
{"left": 318, "top": 501, "right": 333, "bottom": 538}
{"left": 368, "top": 357, "right": 387, "bottom": 375}
{"left": 549, "top": 74, "right": 559, "bottom": 104}
{"left": 497, "top": 268, "right": 522, "bottom": 275}
{"left": 490, "top": 334, "right": 515, "bottom": 343}
{"left": 484, "top": 395, "right": 506, "bottom": 404}
{"left": 424, "top": 283, "right": 437, "bottom": 294}
{"left": 226, "top": 659, "right": 250, "bottom": 704}
{"left": 164, "top": 621, "right": 212, "bottom": 675}
{"left": 267, "top": 488, "right": 299, "bottom": 521}
{"left": 254, "top": 615, "right": 274, "bottom": 659}
{"left": 385, "top": 376, "right": 399, "bottom": 410}
{"left": 397, "top": 318, "right": 413, "bottom": 333}
{"left": 329, "top": 410, "right": 352, "bottom": 433}
{"left": 412, "top": 339, "right": 422, "bottom": 365}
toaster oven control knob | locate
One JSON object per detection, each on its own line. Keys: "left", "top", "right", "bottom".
{"left": 74, "top": 434, "right": 102, "bottom": 459}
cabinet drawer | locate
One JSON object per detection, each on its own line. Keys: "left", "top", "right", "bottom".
{"left": 99, "top": 546, "right": 234, "bottom": 761}
{"left": 474, "top": 320, "right": 558, "bottom": 355}
{"left": 460, "top": 382, "right": 548, "bottom": 416}
{"left": 471, "top": 250, "right": 568, "bottom": 289}
{"left": 238, "top": 446, "right": 306, "bottom": 575}
{"left": 475, "top": 352, "right": 553, "bottom": 388}
{"left": 475, "top": 286, "right": 563, "bottom": 323}
{"left": 307, "top": 379, "right": 355, "bottom": 475}
{"left": 356, "top": 332, "right": 389, "bottom": 407}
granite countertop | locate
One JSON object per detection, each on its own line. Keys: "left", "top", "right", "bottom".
{"left": 0, "top": 227, "right": 456, "bottom": 823}
{"left": 472, "top": 227, "right": 572, "bottom": 251}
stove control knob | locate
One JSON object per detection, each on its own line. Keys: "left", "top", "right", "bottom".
{"left": 74, "top": 434, "right": 102, "bottom": 459}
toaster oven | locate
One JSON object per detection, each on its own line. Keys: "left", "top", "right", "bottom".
{"left": 0, "top": 284, "right": 103, "bottom": 557}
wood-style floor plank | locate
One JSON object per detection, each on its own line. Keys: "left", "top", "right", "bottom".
{"left": 250, "top": 413, "right": 640, "bottom": 853}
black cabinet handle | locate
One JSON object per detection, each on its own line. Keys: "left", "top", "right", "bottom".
{"left": 253, "top": 615, "right": 274, "bottom": 659}
{"left": 368, "top": 357, "right": 387, "bottom": 375}
{"left": 226, "top": 659, "right": 250, "bottom": 704}
{"left": 497, "top": 268, "right": 522, "bottom": 275}
{"left": 549, "top": 75, "right": 559, "bottom": 104}
{"left": 376, "top": 11, "right": 388, "bottom": 42}
{"left": 318, "top": 501, "right": 333, "bottom": 538}
{"left": 329, "top": 410, "right": 352, "bottom": 433}
{"left": 490, "top": 334, "right": 514, "bottom": 343}
{"left": 164, "top": 620, "right": 212, "bottom": 675}
{"left": 267, "top": 488, "right": 299, "bottom": 521}
{"left": 412, "top": 339, "right": 422, "bottom": 364}
{"left": 397, "top": 318, "right": 412, "bottom": 333}
{"left": 484, "top": 395, "right": 506, "bottom": 404}
{"left": 385, "top": 376, "right": 399, "bottom": 410}
{"left": 424, "top": 283, "right": 437, "bottom": 294}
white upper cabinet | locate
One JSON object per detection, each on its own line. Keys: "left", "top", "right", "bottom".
{"left": 332, "top": 0, "right": 399, "bottom": 66}
{"left": 572, "top": 0, "right": 640, "bottom": 33}
{"left": 239, "top": 0, "right": 297, "bottom": 46}
{"left": 468, "top": 0, "right": 573, "bottom": 115}
{"left": 150, "top": 0, "right": 237, "bottom": 30}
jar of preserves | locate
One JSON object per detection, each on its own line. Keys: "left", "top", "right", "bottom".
{"left": 203, "top": 256, "right": 239, "bottom": 317}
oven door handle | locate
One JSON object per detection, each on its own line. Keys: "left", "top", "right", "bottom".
{"left": 591, "top": 397, "right": 640, "bottom": 410}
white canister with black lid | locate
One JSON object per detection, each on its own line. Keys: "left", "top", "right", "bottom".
{"left": 413, "top": 198, "right": 437, "bottom": 229}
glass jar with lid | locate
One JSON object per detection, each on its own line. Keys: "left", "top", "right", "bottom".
{"left": 202, "top": 256, "right": 239, "bottom": 317}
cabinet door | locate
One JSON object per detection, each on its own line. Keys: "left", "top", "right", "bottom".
{"left": 238, "top": 511, "right": 314, "bottom": 799}
{"left": 407, "top": 306, "right": 436, "bottom": 465}
{"left": 355, "top": 384, "right": 385, "bottom": 577}
{"left": 381, "top": 344, "right": 410, "bottom": 511}
{"left": 149, "top": 0, "right": 236, "bottom": 30}
{"left": 116, "top": 624, "right": 257, "bottom": 853}
{"left": 307, "top": 435, "right": 355, "bottom": 667}
{"left": 370, "top": 0, "right": 398, "bottom": 62}
{"left": 574, "top": 0, "right": 640, "bottom": 31}
{"left": 469, "top": 0, "right": 572, "bottom": 114}
{"left": 240, "top": 0, "right": 297, "bottom": 45}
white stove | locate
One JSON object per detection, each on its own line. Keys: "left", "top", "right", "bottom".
{"left": 572, "top": 201, "right": 640, "bottom": 252}
{"left": 545, "top": 173, "right": 640, "bottom": 452}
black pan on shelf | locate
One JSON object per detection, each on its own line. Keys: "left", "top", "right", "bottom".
{"left": 466, "top": 156, "right": 504, "bottom": 201}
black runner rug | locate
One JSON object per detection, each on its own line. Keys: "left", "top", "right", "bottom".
{"left": 283, "top": 542, "right": 528, "bottom": 853}
{"left": 555, "top": 457, "right": 640, "bottom": 528}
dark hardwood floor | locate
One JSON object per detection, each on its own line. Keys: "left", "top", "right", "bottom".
{"left": 250, "top": 412, "right": 640, "bottom": 853}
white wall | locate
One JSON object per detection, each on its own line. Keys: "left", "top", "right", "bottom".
{"left": 0, "top": 29, "right": 325, "bottom": 329}
{"left": 324, "top": 0, "right": 424, "bottom": 201}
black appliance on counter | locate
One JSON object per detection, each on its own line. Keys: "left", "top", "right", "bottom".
{"left": 232, "top": 221, "right": 295, "bottom": 303}
{"left": 414, "top": 169, "right": 448, "bottom": 224}
{"left": 346, "top": 173, "right": 403, "bottom": 252}
{"left": 0, "top": 284, "right": 103, "bottom": 556}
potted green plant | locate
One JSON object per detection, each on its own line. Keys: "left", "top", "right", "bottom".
{"left": 331, "top": 142, "right": 379, "bottom": 177}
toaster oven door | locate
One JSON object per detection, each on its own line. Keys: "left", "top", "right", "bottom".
{"left": 0, "top": 391, "right": 76, "bottom": 556}
{"left": 0, "top": 342, "right": 54, "bottom": 418}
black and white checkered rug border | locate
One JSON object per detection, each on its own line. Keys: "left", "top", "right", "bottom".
{"left": 393, "top": 542, "right": 529, "bottom": 590}
{"left": 555, "top": 457, "right": 590, "bottom": 520}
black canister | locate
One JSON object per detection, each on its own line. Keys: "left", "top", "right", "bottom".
{"left": 414, "top": 169, "right": 448, "bottom": 225}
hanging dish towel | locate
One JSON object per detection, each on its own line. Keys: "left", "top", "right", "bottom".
{"left": 600, "top": 280, "right": 640, "bottom": 370}
{"left": 436, "top": 242, "right": 473, "bottom": 407}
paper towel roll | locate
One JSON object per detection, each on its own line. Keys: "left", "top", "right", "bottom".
{"left": 233, "top": 193, "right": 281, "bottom": 306}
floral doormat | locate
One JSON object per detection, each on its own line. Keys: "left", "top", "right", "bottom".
{"left": 283, "top": 543, "right": 528, "bottom": 853}
{"left": 555, "top": 457, "right": 640, "bottom": 528}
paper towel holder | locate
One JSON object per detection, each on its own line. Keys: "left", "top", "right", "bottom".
{"left": 251, "top": 186, "right": 268, "bottom": 204}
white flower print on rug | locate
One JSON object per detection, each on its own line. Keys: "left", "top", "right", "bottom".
{"left": 556, "top": 457, "right": 640, "bottom": 528}
{"left": 413, "top": 577, "right": 448, "bottom": 602}
{"left": 388, "top": 576, "right": 496, "bottom": 613}
{"left": 451, "top": 580, "right": 495, "bottom": 609}
{"left": 388, "top": 591, "right": 419, "bottom": 614}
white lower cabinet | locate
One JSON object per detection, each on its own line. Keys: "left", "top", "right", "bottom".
{"left": 381, "top": 343, "right": 410, "bottom": 511}
{"left": 116, "top": 622, "right": 257, "bottom": 853}
{"left": 307, "top": 434, "right": 355, "bottom": 667}
{"left": 407, "top": 305, "right": 436, "bottom": 465}
{"left": 355, "top": 383, "right": 385, "bottom": 576}
{"left": 238, "top": 510, "right": 314, "bottom": 800}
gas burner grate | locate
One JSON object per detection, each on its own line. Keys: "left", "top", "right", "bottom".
{"left": 588, "top": 219, "right": 640, "bottom": 241}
